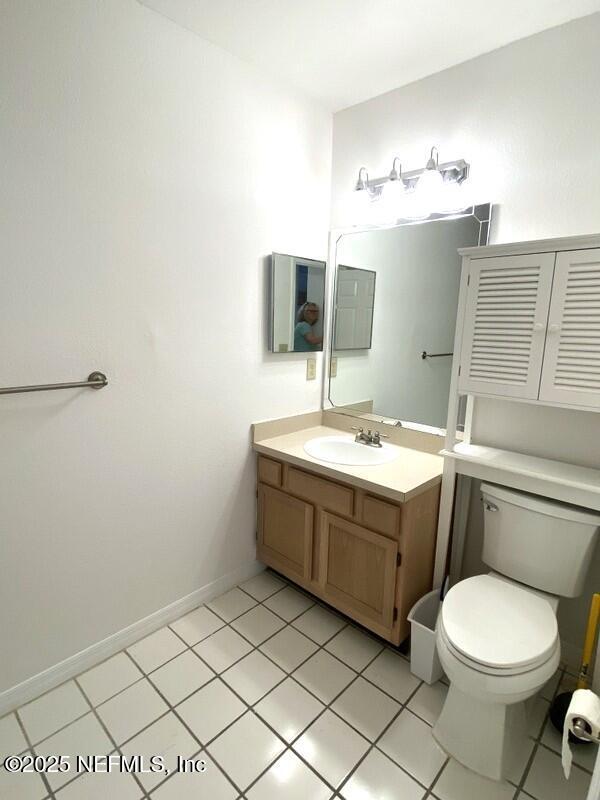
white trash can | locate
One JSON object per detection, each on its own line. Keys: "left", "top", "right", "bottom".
{"left": 407, "top": 589, "right": 444, "bottom": 684}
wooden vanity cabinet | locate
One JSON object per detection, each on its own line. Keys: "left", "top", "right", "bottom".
{"left": 256, "top": 456, "right": 440, "bottom": 645}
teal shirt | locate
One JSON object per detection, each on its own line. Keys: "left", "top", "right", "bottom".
{"left": 294, "top": 321, "right": 318, "bottom": 351}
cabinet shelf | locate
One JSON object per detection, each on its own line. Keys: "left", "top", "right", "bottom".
{"left": 441, "top": 443, "right": 600, "bottom": 511}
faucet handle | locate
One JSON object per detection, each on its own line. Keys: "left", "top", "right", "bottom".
{"left": 375, "top": 430, "right": 389, "bottom": 439}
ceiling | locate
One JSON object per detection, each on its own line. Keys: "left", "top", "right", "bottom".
{"left": 139, "top": 0, "right": 600, "bottom": 111}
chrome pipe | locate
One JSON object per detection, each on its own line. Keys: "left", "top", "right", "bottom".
{"left": 0, "top": 371, "right": 108, "bottom": 396}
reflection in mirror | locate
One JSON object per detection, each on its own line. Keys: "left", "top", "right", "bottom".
{"left": 269, "top": 253, "right": 326, "bottom": 353}
{"left": 329, "top": 205, "right": 490, "bottom": 431}
{"left": 334, "top": 266, "right": 376, "bottom": 350}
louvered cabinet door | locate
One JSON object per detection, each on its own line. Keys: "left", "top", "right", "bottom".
{"left": 458, "top": 254, "right": 556, "bottom": 399}
{"left": 539, "top": 249, "right": 600, "bottom": 408}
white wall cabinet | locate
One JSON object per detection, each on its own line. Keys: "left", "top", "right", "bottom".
{"left": 458, "top": 248, "right": 600, "bottom": 410}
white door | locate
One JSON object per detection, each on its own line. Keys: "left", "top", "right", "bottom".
{"left": 539, "top": 249, "right": 600, "bottom": 408}
{"left": 334, "top": 266, "right": 375, "bottom": 350}
{"left": 458, "top": 253, "right": 556, "bottom": 399}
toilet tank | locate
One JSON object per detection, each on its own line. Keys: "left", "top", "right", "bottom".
{"left": 481, "top": 483, "right": 600, "bottom": 598}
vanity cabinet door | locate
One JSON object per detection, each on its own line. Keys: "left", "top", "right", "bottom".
{"left": 257, "top": 484, "right": 313, "bottom": 581}
{"left": 458, "top": 254, "right": 556, "bottom": 399}
{"left": 318, "top": 512, "right": 398, "bottom": 632}
{"left": 538, "top": 249, "right": 600, "bottom": 408}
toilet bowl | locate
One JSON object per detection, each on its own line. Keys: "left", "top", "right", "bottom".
{"left": 433, "top": 574, "right": 560, "bottom": 780}
{"left": 432, "top": 483, "right": 600, "bottom": 781}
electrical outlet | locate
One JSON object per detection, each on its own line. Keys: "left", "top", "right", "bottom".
{"left": 306, "top": 358, "right": 317, "bottom": 380}
{"left": 330, "top": 357, "right": 338, "bottom": 378}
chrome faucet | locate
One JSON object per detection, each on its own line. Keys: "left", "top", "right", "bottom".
{"left": 351, "top": 427, "right": 389, "bottom": 448}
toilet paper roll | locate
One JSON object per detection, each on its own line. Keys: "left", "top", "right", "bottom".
{"left": 562, "top": 689, "right": 600, "bottom": 779}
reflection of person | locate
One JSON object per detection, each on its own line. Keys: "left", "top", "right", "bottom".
{"left": 294, "top": 302, "right": 323, "bottom": 351}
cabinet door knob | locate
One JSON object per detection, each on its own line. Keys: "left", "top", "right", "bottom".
{"left": 548, "top": 323, "right": 561, "bottom": 333}
{"left": 533, "top": 322, "right": 545, "bottom": 332}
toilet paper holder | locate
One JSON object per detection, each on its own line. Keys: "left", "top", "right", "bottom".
{"left": 572, "top": 717, "right": 597, "bottom": 742}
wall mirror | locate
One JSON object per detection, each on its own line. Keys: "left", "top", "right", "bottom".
{"left": 329, "top": 205, "right": 491, "bottom": 431}
{"left": 269, "top": 253, "right": 326, "bottom": 353}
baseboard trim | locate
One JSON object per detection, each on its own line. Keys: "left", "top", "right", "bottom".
{"left": 0, "top": 560, "right": 264, "bottom": 716}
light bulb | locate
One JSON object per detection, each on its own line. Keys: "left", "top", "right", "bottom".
{"left": 411, "top": 146, "right": 444, "bottom": 216}
{"left": 436, "top": 181, "right": 470, "bottom": 214}
{"left": 379, "top": 178, "right": 406, "bottom": 223}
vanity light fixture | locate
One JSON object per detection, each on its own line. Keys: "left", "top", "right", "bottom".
{"left": 352, "top": 148, "right": 470, "bottom": 222}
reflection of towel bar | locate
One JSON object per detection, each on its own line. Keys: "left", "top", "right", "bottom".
{"left": 0, "top": 372, "right": 107, "bottom": 395}
{"left": 421, "top": 351, "right": 453, "bottom": 360}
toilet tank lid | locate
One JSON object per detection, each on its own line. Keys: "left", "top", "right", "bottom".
{"left": 441, "top": 575, "right": 558, "bottom": 670}
{"left": 481, "top": 483, "right": 600, "bottom": 526}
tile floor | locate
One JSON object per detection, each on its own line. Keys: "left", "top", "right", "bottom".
{"left": 0, "top": 570, "right": 595, "bottom": 800}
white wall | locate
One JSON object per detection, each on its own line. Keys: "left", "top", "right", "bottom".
{"left": 331, "top": 12, "right": 600, "bottom": 657}
{"left": 0, "top": 0, "right": 331, "bottom": 694}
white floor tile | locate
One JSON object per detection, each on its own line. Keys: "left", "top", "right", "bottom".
{"left": 127, "top": 627, "right": 187, "bottom": 674}
{"left": 0, "top": 757, "right": 48, "bottom": 800}
{"left": 207, "top": 712, "right": 285, "bottom": 791}
{"left": 149, "top": 753, "right": 237, "bottom": 799}
{"left": 527, "top": 695, "right": 550, "bottom": 739}
{"left": 506, "top": 738, "right": 535, "bottom": 785}
{"left": 34, "top": 712, "right": 113, "bottom": 790}
{"left": 221, "top": 651, "right": 285, "bottom": 705}
{"left": 293, "top": 650, "right": 355, "bottom": 704}
{"left": 54, "top": 768, "right": 142, "bottom": 799}
{"left": 434, "top": 758, "right": 515, "bottom": 800}
{"left": 77, "top": 653, "right": 143, "bottom": 707}
{"left": 231, "top": 606, "right": 285, "bottom": 646}
{"left": 524, "top": 744, "right": 591, "bottom": 800}
{"left": 247, "top": 749, "right": 331, "bottom": 800}
{"left": 332, "top": 677, "right": 401, "bottom": 741}
{"left": 169, "top": 606, "right": 224, "bottom": 646}
{"left": 259, "top": 626, "right": 318, "bottom": 672}
{"left": 294, "top": 709, "right": 369, "bottom": 789}
{"left": 542, "top": 718, "right": 597, "bottom": 771}
{"left": 341, "top": 748, "right": 425, "bottom": 800}
{"left": 19, "top": 681, "right": 89, "bottom": 745}
{"left": 121, "top": 712, "right": 198, "bottom": 791}
{"left": 96, "top": 679, "right": 168, "bottom": 745}
{"left": 149, "top": 650, "right": 214, "bottom": 705}
{"left": 292, "top": 605, "right": 346, "bottom": 645}
{"left": 176, "top": 679, "right": 246, "bottom": 744}
{"left": 325, "top": 626, "right": 383, "bottom": 672}
{"left": 263, "top": 586, "right": 314, "bottom": 621}
{"left": 254, "top": 678, "right": 324, "bottom": 743}
{"left": 363, "top": 649, "right": 420, "bottom": 703}
{"left": 240, "top": 571, "right": 286, "bottom": 602}
{"left": 0, "top": 713, "right": 28, "bottom": 757}
{"left": 194, "top": 626, "right": 253, "bottom": 673}
{"left": 378, "top": 709, "right": 446, "bottom": 786}
{"left": 407, "top": 681, "right": 448, "bottom": 726}
{"left": 208, "top": 588, "right": 257, "bottom": 623}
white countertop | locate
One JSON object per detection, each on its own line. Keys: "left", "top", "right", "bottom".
{"left": 253, "top": 425, "right": 443, "bottom": 503}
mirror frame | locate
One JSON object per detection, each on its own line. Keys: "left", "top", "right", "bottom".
{"left": 323, "top": 203, "right": 492, "bottom": 435}
{"left": 268, "top": 252, "right": 327, "bottom": 354}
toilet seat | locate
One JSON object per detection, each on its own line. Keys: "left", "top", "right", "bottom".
{"left": 438, "top": 618, "right": 558, "bottom": 677}
{"left": 440, "top": 575, "right": 558, "bottom": 674}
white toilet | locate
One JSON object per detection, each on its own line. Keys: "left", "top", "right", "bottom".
{"left": 433, "top": 482, "right": 600, "bottom": 781}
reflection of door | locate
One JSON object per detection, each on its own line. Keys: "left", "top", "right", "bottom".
{"left": 334, "top": 266, "right": 375, "bottom": 349}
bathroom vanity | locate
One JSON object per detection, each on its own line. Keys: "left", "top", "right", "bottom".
{"left": 252, "top": 414, "right": 443, "bottom": 645}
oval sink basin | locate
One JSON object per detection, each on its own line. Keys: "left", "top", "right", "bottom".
{"left": 303, "top": 435, "right": 399, "bottom": 466}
